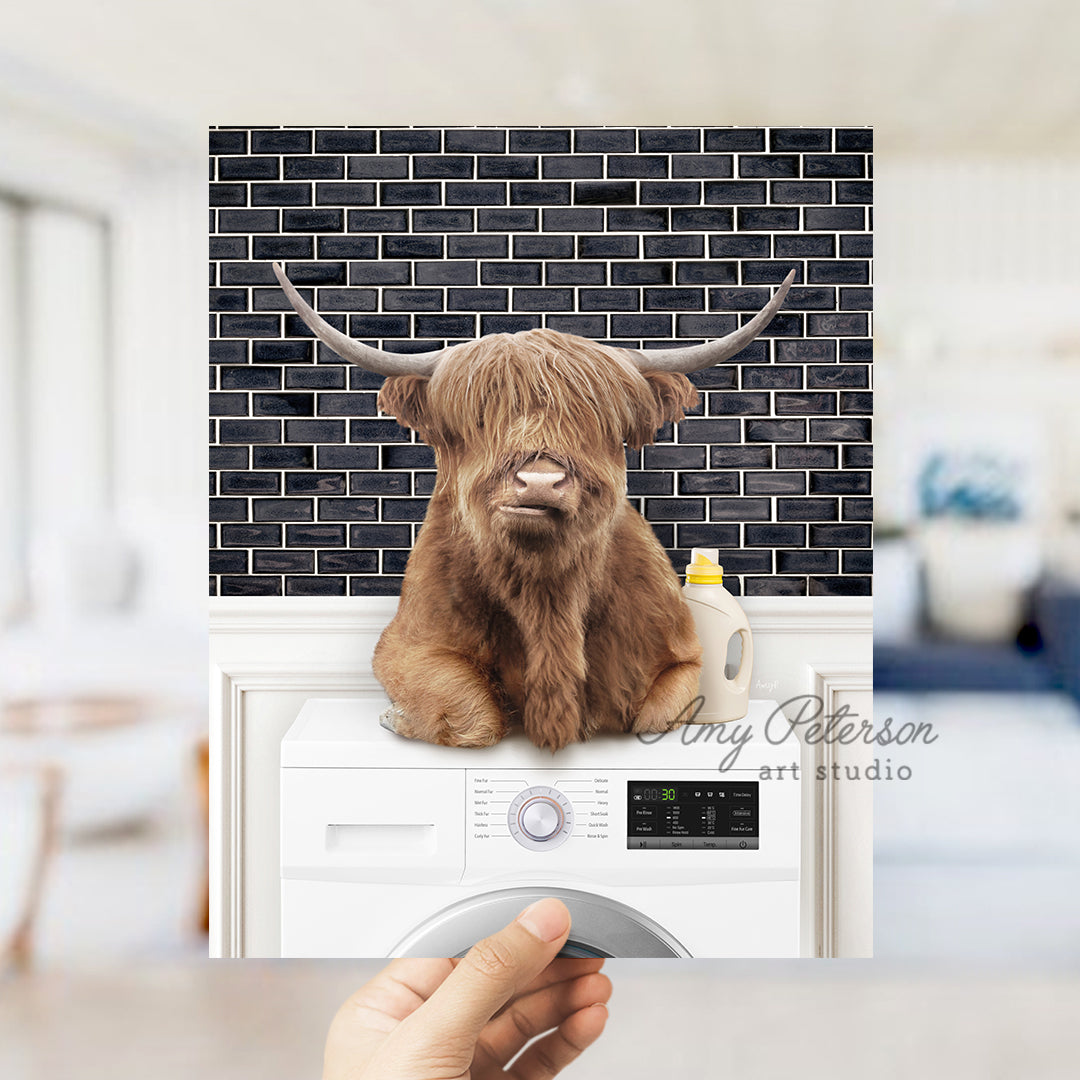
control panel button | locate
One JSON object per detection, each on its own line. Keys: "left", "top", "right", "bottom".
{"left": 627, "top": 837, "right": 659, "bottom": 850}
{"left": 507, "top": 786, "right": 574, "bottom": 851}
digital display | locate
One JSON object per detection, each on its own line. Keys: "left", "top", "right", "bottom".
{"left": 626, "top": 780, "right": 759, "bottom": 849}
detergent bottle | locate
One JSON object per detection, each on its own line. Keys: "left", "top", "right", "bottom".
{"left": 682, "top": 548, "right": 754, "bottom": 723}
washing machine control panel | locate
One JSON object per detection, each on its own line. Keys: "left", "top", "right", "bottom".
{"left": 507, "top": 786, "right": 574, "bottom": 851}
{"left": 626, "top": 780, "right": 759, "bottom": 849}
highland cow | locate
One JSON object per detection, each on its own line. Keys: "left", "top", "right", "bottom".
{"left": 274, "top": 263, "right": 794, "bottom": 751}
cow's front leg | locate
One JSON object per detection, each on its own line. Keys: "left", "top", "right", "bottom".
{"left": 373, "top": 639, "right": 508, "bottom": 747}
{"left": 631, "top": 659, "right": 703, "bottom": 735}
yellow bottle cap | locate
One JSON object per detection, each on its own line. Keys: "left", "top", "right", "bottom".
{"left": 685, "top": 547, "right": 724, "bottom": 584}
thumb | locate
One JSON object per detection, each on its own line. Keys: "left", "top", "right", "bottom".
{"left": 402, "top": 898, "right": 571, "bottom": 1055}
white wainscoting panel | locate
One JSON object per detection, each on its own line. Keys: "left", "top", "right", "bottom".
{"left": 209, "top": 595, "right": 872, "bottom": 958}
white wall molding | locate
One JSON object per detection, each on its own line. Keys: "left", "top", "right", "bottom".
{"left": 209, "top": 595, "right": 873, "bottom": 958}
{"left": 803, "top": 662, "right": 875, "bottom": 959}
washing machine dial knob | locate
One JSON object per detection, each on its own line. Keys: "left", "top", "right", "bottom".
{"left": 508, "top": 786, "right": 573, "bottom": 851}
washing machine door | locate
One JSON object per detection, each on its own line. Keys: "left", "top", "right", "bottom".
{"left": 391, "top": 887, "right": 689, "bottom": 958}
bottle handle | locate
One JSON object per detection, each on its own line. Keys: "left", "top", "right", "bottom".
{"left": 726, "top": 628, "right": 753, "bottom": 696}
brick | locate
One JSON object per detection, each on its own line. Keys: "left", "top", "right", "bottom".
{"left": 740, "top": 367, "right": 802, "bottom": 390}
{"left": 643, "top": 445, "right": 705, "bottom": 470}
{"left": 645, "top": 235, "right": 704, "bottom": 258}
{"left": 840, "top": 234, "right": 873, "bottom": 258}
{"left": 219, "top": 209, "right": 279, "bottom": 233}
{"left": 350, "top": 578, "right": 403, "bottom": 596}
{"left": 679, "top": 472, "right": 740, "bottom": 495}
{"left": 574, "top": 181, "right": 637, "bottom": 205}
{"left": 546, "top": 315, "right": 606, "bottom": 336}
{"left": 807, "top": 313, "right": 868, "bottom": 336}
{"left": 843, "top": 497, "right": 873, "bottom": 520}
{"left": 221, "top": 366, "right": 280, "bottom": 391}
{"left": 318, "top": 498, "right": 378, "bottom": 521}
{"left": 349, "top": 473, "right": 410, "bottom": 495}
{"left": 513, "top": 288, "right": 574, "bottom": 311}
{"left": 219, "top": 157, "right": 279, "bottom": 180}
{"left": 510, "top": 182, "right": 571, "bottom": 205}
{"left": 574, "top": 128, "right": 636, "bottom": 152}
{"left": 804, "top": 206, "right": 864, "bottom": 230}
{"left": 737, "top": 208, "right": 799, "bottom": 231}
{"left": 380, "top": 288, "right": 442, "bottom": 312}
{"left": 285, "top": 156, "right": 345, "bottom": 179}
{"left": 677, "top": 418, "right": 741, "bottom": 443}
{"left": 705, "top": 129, "right": 765, "bottom": 151}
{"left": 807, "top": 365, "right": 869, "bottom": 388}
{"left": 447, "top": 288, "right": 510, "bottom": 311}
{"left": 210, "top": 130, "right": 247, "bottom": 154}
{"left": 254, "top": 550, "right": 314, "bottom": 574}
{"left": 285, "top": 419, "right": 345, "bottom": 442}
{"left": 640, "top": 129, "right": 700, "bottom": 152}
{"left": 708, "top": 497, "right": 771, "bottom": 521}
{"left": 315, "top": 183, "right": 376, "bottom": 205}
{"left": 776, "top": 339, "right": 836, "bottom": 363}
{"left": 804, "top": 154, "right": 865, "bottom": 178}
{"left": 220, "top": 524, "right": 281, "bottom": 547}
{"left": 771, "top": 180, "right": 832, "bottom": 204}
{"left": 347, "top": 155, "right": 408, "bottom": 179}
{"left": 644, "top": 288, "right": 705, "bottom": 310}
{"left": 776, "top": 445, "right": 838, "bottom": 469}
{"left": 221, "top": 576, "right": 281, "bottom": 596}
{"left": 382, "top": 235, "right": 442, "bottom": 259}
{"left": 745, "top": 524, "right": 805, "bottom": 547}
{"left": 414, "top": 315, "right": 476, "bottom": 337}
{"left": 314, "top": 288, "right": 377, "bottom": 311}
{"left": 445, "top": 129, "right": 506, "bottom": 153}
{"left": 251, "top": 497, "right": 313, "bottom": 521}
{"left": 477, "top": 156, "right": 538, "bottom": 178}
{"left": 644, "top": 498, "right": 706, "bottom": 521}
{"left": 776, "top": 497, "right": 839, "bottom": 521}
{"left": 808, "top": 260, "right": 870, "bottom": 284}
{"left": 675, "top": 261, "right": 738, "bottom": 285}
{"left": 482, "top": 261, "right": 542, "bottom": 285}
{"left": 447, "top": 182, "right": 507, "bottom": 205}
{"left": 379, "top": 129, "right": 440, "bottom": 153}
{"left": 317, "top": 445, "right": 378, "bottom": 469}
{"left": 579, "top": 234, "right": 638, "bottom": 257}
{"left": 210, "top": 184, "right": 246, "bottom": 207}
{"left": 810, "top": 418, "right": 872, "bottom": 442}
{"left": 840, "top": 288, "right": 874, "bottom": 311}
{"left": 628, "top": 472, "right": 674, "bottom": 495}
{"left": 318, "top": 551, "right": 379, "bottom": 574}
{"left": 317, "top": 393, "right": 378, "bottom": 417}
{"left": 671, "top": 208, "right": 732, "bottom": 231}
{"left": 219, "top": 465, "right": 279, "bottom": 494}
{"left": 481, "top": 314, "right": 543, "bottom": 334}
{"left": 255, "top": 446, "right": 315, "bottom": 469}
{"left": 839, "top": 391, "right": 873, "bottom": 414}
{"left": 774, "top": 234, "right": 835, "bottom": 258}
{"left": 671, "top": 155, "right": 733, "bottom": 178}
{"left": 219, "top": 314, "right": 280, "bottom": 337}
{"left": 810, "top": 470, "right": 871, "bottom": 495}
{"left": 836, "top": 181, "right": 873, "bottom": 204}
{"left": 253, "top": 340, "right": 311, "bottom": 362}
{"left": 746, "top": 419, "right": 805, "bottom": 443}
{"left": 610, "top": 313, "right": 672, "bottom": 337}
{"left": 673, "top": 313, "right": 737, "bottom": 338}
{"left": 210, "top": 551, "right": 248, "bottom": 574}
{"left": 770, "top": 128, "right": 832, "bottom": 152}
{"left": 382, "top": 444, "right": 435, "bottom": 468}
{"left": 609, "top": 208, "right": 670, "bottom": 231}
{"left": 478, "top": 208, "right": 537, "bottom": 231}
{"left": 449, "top": 235, "right": 509, "bottom": 258}
{"left": 210, "top": 237, "right": 248, "bottom": 259}
{"left": 840, "top": 340, "right": 874, "bottom": 361}
{"left": 579, "top": 288, "right": 638, "bottom": 310}
{"left": 640, "top": 182, "right": 702, "bottom": 204}
{"left": 843, "top": 550, "right": 873, "bottom": 574}
{"left": 319, "top": 236, "right": 378, "bottom": 259}
{"left": 414, "top": 155, "right": 473, "bottom": 179}
{"left": 509, "top": 129, "right": 571, "bottom": 153}
{"left": 611, "top": 262, "right": 671, "bottom": 286}
{"left": 607, "top": 155, "right": 668, "bottom": 179}
{"left": 777, "top": 549, "right": 838, "bottom": 574}
{"left": 703, "top": 181, "right": 767, "bottom": 204}
{"left": 836, "top": 129, "right": 873, "bottom": 151}
{"left": 349, "top": 523, "right": 413, "bottom": 546}
{"left": 709, "top": 235, "right": 770, "bottom": 258}
{"left": 810, "top": 523, "right": 871, "bottom": 547}
{"left": 315, "top": 130, "right": 376, "bottom": 153}
{"left": 543, "top": 155, "right": 604, "bottom": 179}
{"left": 282, "top": 208, "right": 343, "bottom": 232}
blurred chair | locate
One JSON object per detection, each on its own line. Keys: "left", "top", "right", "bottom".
{"left": 0, "top": 765, "right": 60, "bottom": 972}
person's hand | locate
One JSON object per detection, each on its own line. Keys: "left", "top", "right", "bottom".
{"left": 323, "top": 898, "right": 611, "bottom": 1079}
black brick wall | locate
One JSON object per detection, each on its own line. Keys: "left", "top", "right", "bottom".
{"left": 210, "top": 126, "right": 872, "bottom": 599}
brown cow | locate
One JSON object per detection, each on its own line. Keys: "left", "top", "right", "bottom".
{"left": 274, "top": 264, "right": 794, "bottom": 751}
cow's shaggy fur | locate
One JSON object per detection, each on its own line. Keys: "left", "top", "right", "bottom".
{"left": 373, "top": 327, "right": 704, "bottom": 752}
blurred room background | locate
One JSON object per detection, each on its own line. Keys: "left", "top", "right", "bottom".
{"left": 2, "top": 1, "right": 1079, "bottom": 1077}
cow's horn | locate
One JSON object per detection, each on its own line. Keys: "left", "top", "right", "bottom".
{"left": 628, "top": 269, "right": 796, "bottom": 373}
{"left": 272, "top": 263, "right": 444, "bottom": 376}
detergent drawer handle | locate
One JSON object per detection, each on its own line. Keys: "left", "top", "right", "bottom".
{"left": 326, "top": 823, "right": 436, "bottom": 855}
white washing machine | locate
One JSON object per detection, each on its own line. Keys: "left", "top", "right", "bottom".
{"left": 281, "top": 696, "right": 801, "bottom": 958}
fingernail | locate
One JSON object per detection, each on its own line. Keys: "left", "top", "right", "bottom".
{"left": 517, "top": 898, "right": 570, "bottom": 942}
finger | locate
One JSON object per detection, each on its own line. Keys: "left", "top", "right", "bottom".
{"left": 489, "top": 958, "right": 605, "bottom": 1017}
{"left": 343, "top": 958, "right": 455, "bottom": 1029}
{"left": 479, "top": 971, "right": 612, "bottom": 1064}
{"left": 509, "top": 1003, "right": 609, "bottom": 1080}
{"left": 404, "top": 898, "right": 571, "bottom": 1051}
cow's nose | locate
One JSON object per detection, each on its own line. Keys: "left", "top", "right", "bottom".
{"left": 513, "top": 457, "right": 569, "bottom": 503}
